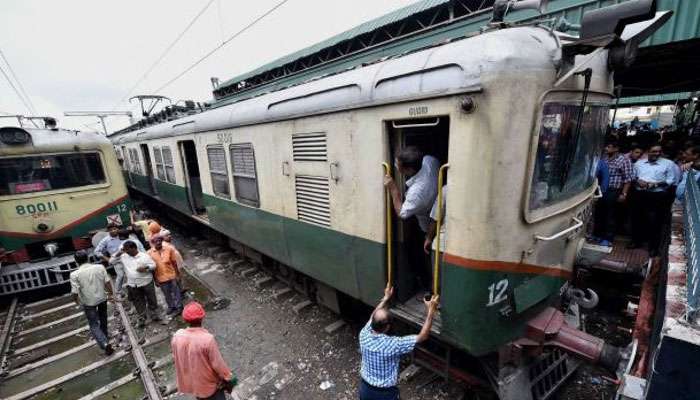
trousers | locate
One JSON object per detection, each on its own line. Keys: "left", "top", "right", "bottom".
{"left": 630, "top": 189, "right": 668, "bottom": 256}
{"left": 593, "top": 188, "right": 622, "bottom": 241}
{"left": 83, "top": 301, "right": 109, "bottom": 349}
{"left": 127, "top": 281, "right": 160, "bottom": 322}
{"left": 113, "top": 263, "right": 126, "bottom": 294}
{"left": 197, "top": 388, "right": 227, "bottom": 400}
{"left": 359, "top": 380, "right": 400, "bottom": 400}
{"left": 159, "top": 279, "right": 183, "bottom": 312}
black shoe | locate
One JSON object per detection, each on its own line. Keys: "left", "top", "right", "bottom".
{"left": 104, "top": 344, "right": 114, "bottom": 356}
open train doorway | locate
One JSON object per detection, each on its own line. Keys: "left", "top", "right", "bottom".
{"left": 386, "top": 116, "right": 449, "bottom": 309}
{"left": 178, "top": 140, "right": 206, "bottom": 215}
{"left": 139, "top": 143, "right": 157, "bottom": 195}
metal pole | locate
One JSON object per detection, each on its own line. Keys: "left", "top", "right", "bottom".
{"left": 98, "top": 116, "right": 108, "bottom": 135}
{"left": 610, "top": 85, "right": 622, "bottom": 128}
{"left": 382, "top": 163, "right": 393, "bottom": 288}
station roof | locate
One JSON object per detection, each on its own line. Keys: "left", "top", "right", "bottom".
{"left": 211, "top": 0, "right": 700, "bottom": 106}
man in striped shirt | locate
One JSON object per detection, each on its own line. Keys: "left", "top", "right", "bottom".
{"left": 359, "top": 287, "right": 439, "bottom": 399}
{"left": 593, "top": 140, "right": 633, "bottom": 246}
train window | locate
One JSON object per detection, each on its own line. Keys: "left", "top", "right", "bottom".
{"left": 153, "top": 147, "right": 167, "bottom": 181}
{"left": 0, "top": 153, "right": 107, "bottom": 195}
{"left": 529, "top": 103, "right": 608, "bottom": 210}
{"left": 129, "top": 148, "right": 142, "bottom": 174}
{"left": 162, "top": 147, "right": 176, "bottom": 183}
{"left": 230, "top": 143, "right": 260, "bottom": 207}
{"left": 206, "top": 146, "right": 231, "bottom": 199}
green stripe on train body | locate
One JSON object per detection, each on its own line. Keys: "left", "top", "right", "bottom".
{"left": 134, "top": 181, "right": 562, "bottom": 355}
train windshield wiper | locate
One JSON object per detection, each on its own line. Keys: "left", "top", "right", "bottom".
{"left": 559, "top": 68, "right": 593, "bottom": 189}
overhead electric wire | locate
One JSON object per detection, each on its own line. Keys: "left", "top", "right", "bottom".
{"left": 0, "top": 64, "right": 33, "bottom": 115}
{"left": 0, "top": 49, "right": 36, "bottom": 115}
{"left": 110, "top": 0, "right": 217, "bottom": 111}
{"left": 154, "top": 0, "right": 291, "bottom": 94}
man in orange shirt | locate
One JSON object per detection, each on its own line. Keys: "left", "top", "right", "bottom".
{"left": 148, "top": 235, "right": 183, "bottom": 315}
{"left": 172, "top": 302, "right": 237, "bottom": 400}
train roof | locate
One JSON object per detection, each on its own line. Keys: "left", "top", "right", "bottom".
{"left": 113, "top": 26, "right": 602, "bottom": 144}
{"left": 0, "top": 127, "right": 113, "bottom": 156}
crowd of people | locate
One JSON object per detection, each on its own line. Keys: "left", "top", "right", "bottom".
{"left": 592, "top": 125, "right": 700, "bottom": 256}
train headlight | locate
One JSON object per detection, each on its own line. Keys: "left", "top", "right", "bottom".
{"left": 0, "top": 127, "right": 31, "bottom": 145}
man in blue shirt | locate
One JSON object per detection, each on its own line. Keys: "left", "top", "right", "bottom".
{"left": 629, "top": 144, "right": 677, "bottom": 256}
{"left": 359, "top": 287, "right": 438, "bottom": 399}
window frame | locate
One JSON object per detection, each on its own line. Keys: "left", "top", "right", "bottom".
{"left": 161, "top": 146, "right": 176, "bottom": 184}
{"left": 523, "top": 90, "right": 613, "bottom": 223}
{"left": 229, "top": 142, "right": 260, "bottom": 208}
{"left": 129, "top": 148, "right": 142, "bottom": 174}
{"left": 0, "top": 151, "right": 111, "bottom": 200}
{"left": 153, "top": 146, "right": 167, "bottom": 181}
{"left": 206, "top": 145, "right": 231, "bottom": 199}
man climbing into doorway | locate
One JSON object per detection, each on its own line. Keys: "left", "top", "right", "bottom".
{"left": 383, "top": 146, "right": 440, "bottom": 292}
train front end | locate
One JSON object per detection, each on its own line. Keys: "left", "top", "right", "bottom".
{"left": 0, "top": 126, "right": 130, "bottom": 295}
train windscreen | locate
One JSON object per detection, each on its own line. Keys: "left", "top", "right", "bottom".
{"left": 529, "top": 103, "right": 608, "bottom": 210}
{"left": 0, "top": 152, "right": 106, "bottom": 196}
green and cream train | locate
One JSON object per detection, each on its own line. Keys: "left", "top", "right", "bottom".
{"left": 111, "top": 1, "right": 668, "bottom": 396}
{"left": 0, "top": 125, "right": 131, "bottom": 295}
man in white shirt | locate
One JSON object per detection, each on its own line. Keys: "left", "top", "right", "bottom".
{"left": 630, "top": 144, "right": 677, "bottom": 256}
{"left": 384, "top": 147, "right": 440, "bottom": 292}
{"left": 115, "top": 240, "right": 162, "bottom": 327}
{"left": 70, "top": 250, "right": 114, "bottom": 355}
{"left": 384, "top": 147, "right": 440, "bottom": 233}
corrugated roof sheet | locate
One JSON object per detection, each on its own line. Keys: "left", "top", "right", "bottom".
{"left": 618, "top": 92, "right": 694, "bottom": 106}
{"left": 218, "top": 0, "right": 451, "bottom": 88}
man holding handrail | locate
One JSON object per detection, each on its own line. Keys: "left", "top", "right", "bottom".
{"left": 358, "top": 287, "right": 439, "bottom": 400}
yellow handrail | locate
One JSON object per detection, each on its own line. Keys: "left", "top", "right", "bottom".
{"left": 433, "top": 164, "right": 449, "bottom": 297}
{"left": 382, "top": 162, "right": 393, "bottom": 288}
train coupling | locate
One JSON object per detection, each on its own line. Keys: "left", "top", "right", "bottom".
{"left": 502, "top": 307, "right": 621, "bottom": 371}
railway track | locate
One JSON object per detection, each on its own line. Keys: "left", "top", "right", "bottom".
{"left": 0, "top": 270, "right": 217, "bottom": 400}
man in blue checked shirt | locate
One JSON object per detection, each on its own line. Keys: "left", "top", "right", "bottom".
{"left": 359, "top": 287, "right": 439, "bottom": 400}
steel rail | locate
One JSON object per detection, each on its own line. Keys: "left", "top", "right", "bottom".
{"left": 111, "top": 283, "right": 163, "bottom": 400}
{"left": 0, "top": 298, "right": 18, "bottom": 375}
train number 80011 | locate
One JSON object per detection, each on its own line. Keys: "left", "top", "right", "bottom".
{"left": 16, "top": 201, "right": 59, "bottom": 215}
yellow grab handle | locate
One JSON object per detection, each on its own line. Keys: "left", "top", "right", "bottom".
{"left": 382, "top": 162, "right": 393, "bottom": 288}
{"left": 433, "top": 164, "right": 449, "bottom": 297}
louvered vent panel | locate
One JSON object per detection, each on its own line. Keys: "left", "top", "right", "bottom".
{"left": 293, "top": 133, "right": 327, "bottom": 162}
{"left": 295, "top": 175, "right": 330, "bottom": 227}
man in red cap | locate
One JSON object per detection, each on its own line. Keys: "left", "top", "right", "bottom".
{"left": 171, "top": 302, "right": 237, "bottom": 400}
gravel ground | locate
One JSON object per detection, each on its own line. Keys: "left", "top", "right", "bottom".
{"left": 165, "top": 231, "right": 465, "bottom": 400}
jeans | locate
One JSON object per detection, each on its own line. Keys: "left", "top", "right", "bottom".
{"left": 197, "top": 388, "right": 227, "bottom": 400}
{"left": 159, "top": 279, "right": 183, "bottom": 312}
{"left": 359, "top": 380, "right": 400, "bottom": 400}
{"left": 593, "top": 188, "right": 622, "bottom": 241}
{"left": 113, "top": 263, "right": 126, "bottom": 295}
{"left": 127, "top": 281, "right": 160, "bottom": 323}
{"left": 83, "top": 302, "right": 109, "bottom": 349}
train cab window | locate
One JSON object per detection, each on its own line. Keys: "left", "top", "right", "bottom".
{"left": 206, "top": 146, "right": 231, "bottom": 199}
{"left": 529, "top": 103, "right": 608, "bottom": 210}
{"left": 230, "top": 143, "right": 260, "bottom": 207}
{"left": 0, "top": 153, "right": 106, "bottom": 195}
{"left": 153, "top": 146, "right": 167, "bottom": 181}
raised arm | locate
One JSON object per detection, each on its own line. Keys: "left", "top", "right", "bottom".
{"left": 416, "top": 295, "right": 439, "bottom": 343}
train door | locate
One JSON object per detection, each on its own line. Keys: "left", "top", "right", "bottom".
{"left": 178, "top": 140, "right": 205, "bottom": 215}
{"left": 140, "top": 143, "right": 157, "bottom": 195}
{"left": 386, "top": 116, "right": 449, "bottom": 305}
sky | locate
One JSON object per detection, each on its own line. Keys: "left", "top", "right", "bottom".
{"left": 0, "top": 0, "right": 417, "bottom": 132}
